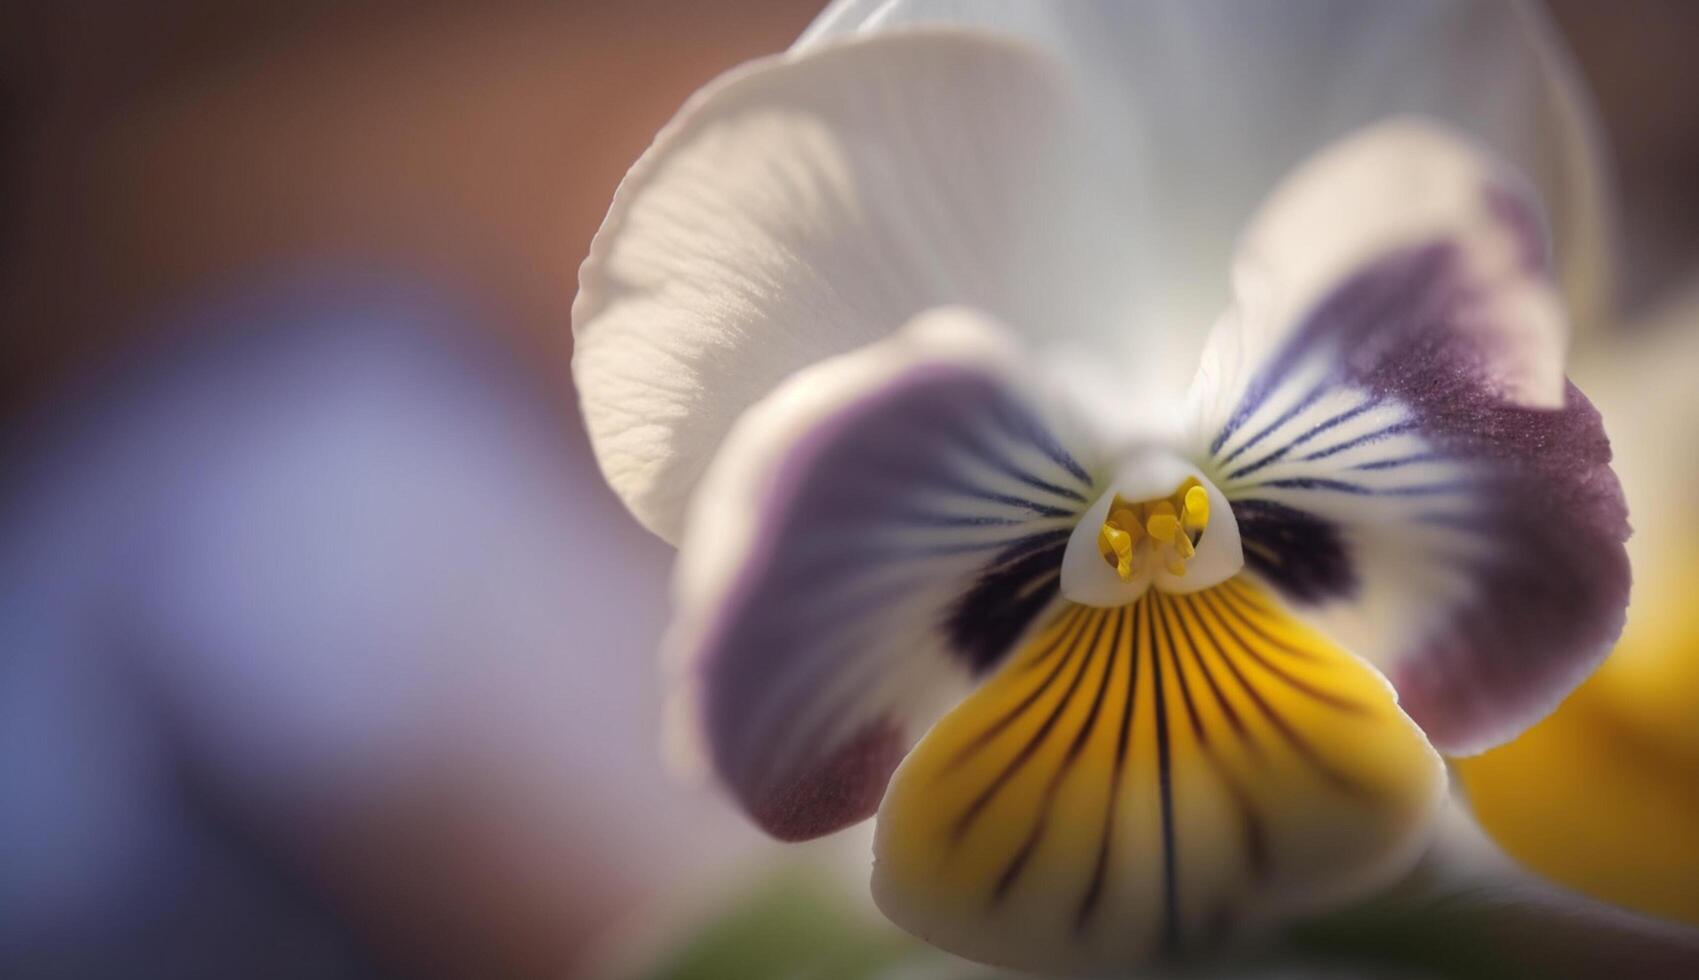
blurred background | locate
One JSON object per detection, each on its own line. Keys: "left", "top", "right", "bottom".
{"left": 2, "top": 3, "right": 1697, "bottom": 978}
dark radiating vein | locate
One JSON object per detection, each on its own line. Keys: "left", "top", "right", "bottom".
{"left": 1258, "top": 477, "right": 1471, "bottom": 497}
{"left": 1204, "top": 590, "right": 1371, "bottom": 716}
{"left": 1350, "top": 452, "right": 1443, "bottom": 471}
{"left": 921, "top": 466, "right": 1080, "bottom": 518}
{"left": 1220, "top": 576, "right": 1339, "bottom": 628}
{"left": 994, "top": 606, "right": 1118, "bottom": 905}
{"left": 1167, "top": 596, "right": 1253, "bottom": 750}
{"left": 950, "top": 610, "right": 1105, "bottom": 842}
{"left": 1223, "top": 395, "right": 1383, "bottom": 481}
{"left": 889, "top": 509, "right": 1032, "bottom": 529}
{"left": 1167, "top": 596, "right": 1270, "bottom": 879}
{"left": 1217, "top": 392, "right": 1383, "bottom": 470}
{"left": 941, "top": 609, "right": 1089, "bottom": 775}
{"left": 1076, "top": 604, "right": 1132, "bottom": 932}
{"left": 1285, "top": 396, "right": 1381, "bottom": 452}
{"left": 1151, "top": 594, "right": 1181, "bottom": 954}
{"left": 1154, "top": 593, "right": 1205, "bottom": 746}
{"left": 991, "top": 393, "right": 1094, "bottom": 488}
{"left": 1223, "top": 443, "right": 1294, "bottom": 482}
{"left": 985, "top": 527, "right": 1076, "bottom": 564}
{"left": 1218, "top": 380, "right": 1328, "bottom": 467}
{"left": 971, "top": 449, "right": 1091, "bottom": 504}
{"left": 908, "top": 391, "right": 1090, "bottom": 504}
{"left": 1017, "top": 606, "right": 1087, "bottom": 674}
{"left": 855, "top": 438, "right": 1080, "bottom": 518}
{"left": 1296, "top": 419, "right": 1415, "bottom": 462}
{"left": 908, "top": 527, "right": 1073, "bottom": 560}
{"left": 1189, "top": 593, "right": 1369, "bottom": 799}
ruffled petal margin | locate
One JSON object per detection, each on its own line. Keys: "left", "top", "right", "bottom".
{"left": 574, "top": 29, "right": 1130, "bottom": 542}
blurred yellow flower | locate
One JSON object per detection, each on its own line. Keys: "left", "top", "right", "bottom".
{"left": 1459, "top": 292, "right": 1699, "bottom": 926}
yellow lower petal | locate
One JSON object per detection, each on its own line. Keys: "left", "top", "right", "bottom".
{"left": 871, "top": 578, "right": 1444, "bottom": 974}
{"left": 1456, "top": 555, "right": 1699, "bottom": 926}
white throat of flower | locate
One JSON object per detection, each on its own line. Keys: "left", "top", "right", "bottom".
{"left": 1060, "top": 448, "right": 1243, "bottom": 606}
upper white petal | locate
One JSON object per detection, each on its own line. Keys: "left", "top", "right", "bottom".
{"left": 573, "top": 29, "right": 1135, "bottom": 542}
{"left": 802, "top": 0, "right": 1613, "bottom": 350}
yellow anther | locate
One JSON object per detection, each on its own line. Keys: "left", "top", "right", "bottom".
{"left": 1146, "top": 505, "right": 1180, "bottom": 543}
{"left": 1098, "top": 522, "right": 1137, "bottom": 581}
{"left": 1182, "top": 485, "right": 1210, "bottom": 534}
{"left": 1097, "top": 479, "right": 1211, "bottom": 583}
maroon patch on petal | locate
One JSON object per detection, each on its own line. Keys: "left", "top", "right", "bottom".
{"left": 1216, "top": 229, "right": 1630, "bottom": 753}
{"left": 1383, "top": 376, "right": 1629, "bottom": 753}
{"left": 749, "top": 720, "right": 907, "bottom": 842}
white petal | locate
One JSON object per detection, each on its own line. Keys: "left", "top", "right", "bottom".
{"left": 802, "top": 0, "right": 1613, "bottom": 351}
{"left": 574, "top": 30, "right": 1134, "bottom": 542}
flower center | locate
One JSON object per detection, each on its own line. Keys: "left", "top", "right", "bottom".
{"left": 1060, "top": 449, "right": 1242, "bottom": 607}
{"left": 1096, "top": 480, "right": 1211, "bottom": 581}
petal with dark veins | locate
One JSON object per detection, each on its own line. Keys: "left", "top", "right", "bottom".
{"left": 873, "top": 578, "right": 1442, "bottom": 973}
{"left": 1189, "top": 121, "right": 1629, "bottom": 754}
{"left": 668, "top": 309, "right": 1102, "bottom": 840}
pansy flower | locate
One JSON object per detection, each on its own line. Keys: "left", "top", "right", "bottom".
{"left": 571, "top": 1, "right": 1629, "bottom": 972}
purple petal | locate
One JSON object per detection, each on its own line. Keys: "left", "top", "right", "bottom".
{"left": 670, "top": 313, "right": 1098, "bottom": 839}
{"left": 1196, "top": 126, "right": 1628, "bottom": 753}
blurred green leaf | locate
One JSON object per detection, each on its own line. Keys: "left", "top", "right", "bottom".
{"left": 637, "top": 870, "right": 920, "bottom": 980}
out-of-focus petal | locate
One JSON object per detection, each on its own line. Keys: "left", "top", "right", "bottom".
{"left": 574, "top": 30, "right": 1135, "bottom": 543}
{"left": 802, "top": 0, "right": 1612, "bottom": 347}
{"left": 1456, "top": 656, "right": 1699, "bottom": 927}
{"left": 668, "top": 309, "right": 1101, "bottom": 842}
{"left": 1456, "top": 301, "right": 1699, "bottom": 928}
{"left": 1188, "top": 121, "right": 1628, "bottom": 755}
{"left": 872, "top": 578, "right": 1442, "bottom": 973}
{"left": 1572, "top": 295, "right": 1699, "bottom": 748}
{"left": 1288, "top": 798, "right": 1699, "bottom": 975}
